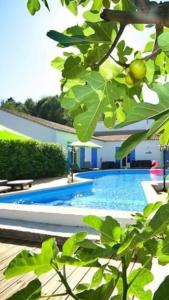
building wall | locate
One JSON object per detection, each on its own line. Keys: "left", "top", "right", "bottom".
{"left": 0, "top": 110, "right": 57, "bottom": 143}
{"left": 95, "top": 120, "right": 153, "bottom": 132}
{"left": 101, "top": 140, "right": 162, "bottom": 167}
{"left": 135, "top": 140, "right": 162, "bottom": 166}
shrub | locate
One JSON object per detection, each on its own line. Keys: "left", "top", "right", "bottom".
{"left": 0, "top": 140, "right": 66, "bottom": 179}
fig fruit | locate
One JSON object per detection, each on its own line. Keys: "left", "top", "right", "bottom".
{"left": 125, "top": 72, "right": 135, "bottom": 86}
{"left": 129, "top": 59, "right": 146, "bottom": 80}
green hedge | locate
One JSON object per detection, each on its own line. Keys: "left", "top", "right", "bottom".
{"left": 0, "top": 140, "right": 66, "bottom": 180}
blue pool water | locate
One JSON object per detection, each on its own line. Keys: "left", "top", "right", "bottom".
{"left": 0, "top": 169, "right": 158, "bottom": 212}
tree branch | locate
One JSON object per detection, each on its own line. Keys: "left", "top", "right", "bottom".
{"left": 110, "top": 55, "right": 129, "bottom": 68}
{"left": 153, "top": 24, "right": 163, "bottom": 51}
{"left": 101, "top": 9, "right": 169, "bottom": 27}
{"left": 133, "top": 0, "right": 151, "bottom": 11}
{"left": 96, "top": 24, "right": 126, "bottom": 67}
{"left": 144, "top": 47, "right": 161, "bottom": 60}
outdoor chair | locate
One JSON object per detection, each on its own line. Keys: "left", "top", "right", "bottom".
{"left": 130, "top": 160, "right": 152, "bottom": 168}
{"left": 0, "top": 186, "right": 12, "bottom": 193}
{"left": 101, "top": 161, "right": 120, "bottom": 169}
{"left": 7, "top": 179, "right": 34, "bottom": 190}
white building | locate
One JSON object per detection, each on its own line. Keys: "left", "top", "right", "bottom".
{"left": 0, "top": 109, "right": 163, "bottom": 168}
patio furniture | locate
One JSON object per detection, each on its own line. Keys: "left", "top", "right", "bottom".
{"left": 7, "top": 180, "right": 34, "bottom": 190}
{"left": 0, "top": 180, "right": 7, "bottom": 186}
{"left": 0, "top": 186, "right": 11, "bottom": 193}
{"left": 101, "top": 161, "right": 120, "bottom": 169}
{"left": 130, "top": 160, "right": 152, "bottom": 168}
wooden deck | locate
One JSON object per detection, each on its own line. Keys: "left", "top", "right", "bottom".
{"left": 0, "top": 238, "right": 99, "bottom": 300}
{"left": 1, "top": 238, "right": 169, "bottom": 299}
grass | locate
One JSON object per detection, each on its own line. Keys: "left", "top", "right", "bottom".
{"left": 0, "top": 130, "right": 31, "bottom": 141}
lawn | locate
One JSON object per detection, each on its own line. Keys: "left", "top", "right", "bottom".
{"left": 0, "top": 127, "right": 31, "bottom": 141}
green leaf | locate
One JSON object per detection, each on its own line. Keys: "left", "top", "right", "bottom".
{"left": 144, "top": 41, "right": 154, "bottom": 52}
{"left": 116, "top": 83, "right": 169, "bottom": 128}
{"left": 62, "top": 56, "right": 83, "bottom": 79}
{"left": 47, "top": 22, "right": 117, "bottom": 47}
{"left": 92, "top": 0, "right": 102, "bottom": 12}
{"left": 145, "top": 60, "right": 155, "bottom": 84}
{"left": 27, "top": 0, "right": 40, "bottom": 15}
{"left": 7, "top": 279, "right": 41, "bottom": 300}
{"left": 62, "top": 71, "right": 129, "bottom": 141}
{"left": 158, "top": 32, "right": 169, "bottom": 53}
{"left": 156, "top": 234, "right": 169, "bottom": 264}
{"left": 51, "top": 57, "right": 65, "bottom": 70}
{"left": 66, "top": 0, "right": 78, "bottom": 15}
{"left": 143, "top": 202, "right": 162, "bottom": 219}
{"left": 4, "top": 238, "right": 57, "bottom": 278}
{"left": 47, "top": 30, "right": 88, "bottom": 47}
{"left": 133, "top": 24, "right": 144, "bottom": 31}
{"left": 83, "top": 10, "right": 101, "bottom": 22}
{"left": 41, "top": 0, "right": 49, "bottom": 10}
{"left": 62, "top": 231, "right": 87, "bottom": 256}
{"left": 84, "top": 215, "right": 122, "bottom": 246}
{"left": 153, "top": 276, "right": 169, "bottom": 300}
{"left": 83, "top": 215, "right": 103, "bottom": 231}
{"left": 77, "top": 279, "right": 115, "bottom": 300}
{"left": 128, "top": 268, "right": 153, "bottom": 300}
{"left": 91, "top": 268, "right": 103, "bottom": 288}
{"left": 146, "top": 203, "right": 169, "bottom": 237}
{"left": 76, "top": 283, "right": 90, "bottom": 291}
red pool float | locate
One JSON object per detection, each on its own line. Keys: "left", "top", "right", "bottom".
{"left": 150, "top": 160, "right": 163, "bottom": 180}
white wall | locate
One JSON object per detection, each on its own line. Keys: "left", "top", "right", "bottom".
{"left": 136, "top": 140, "right": 162, "bottom": 166}
{"left": 95, "top": 120, "right": 153, "bottom": 132}
{"left": 0, "top": 110, "right": 57, "bottom": 143}
{"left": 100, "top": 140, "right": 162, "bottom": 167}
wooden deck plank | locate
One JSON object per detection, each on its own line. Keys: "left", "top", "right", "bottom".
{"left": 0, "top": 273, "right": 36, "bottom": 300}
{"left": 0, "top": 239, "right": 121, "bottom": 300}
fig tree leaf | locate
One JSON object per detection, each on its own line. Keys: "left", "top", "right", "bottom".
{"left": 83, "top": 10, "right": 101, "bottom": 22}
{"left": 4, "top": 238, "right": 57, "bottom": 278}
{"left": 62, "top": 231, "right": 87, "bottom": 256}
{"left": 128, "top": 268, "right": 153, "bottom": 300}
{"left": 76, "top": 279, "right": 115, "bottom": 300}
{"left": 66, "top": 0, "right": 78, "bottom": 15}
{"left": 158, "top": 32, "right": 169, "bottom": 54}
{"left": 92, "top": 0, "right": 102, "bottom": 11}
{"left": 116, "top": 82, "right": 169, "bottom": 128}
{"left": 62, "top": 56, "right": 83, "bottom": 79}
{"left": 90, "top": 267, "right": 104, "bottom": 288}
{"left": 83, "top": 215, "right": 103, "bottom": 231}
{"left": 27, "top": 0, "right": 40, "bottom": 15}
{"left": 62, "top": 71, "right": 130, "bottom": 141}
{"left": 143, "top": 202, "right": 162, "bottom": 218}
{"left": 47, "top": 22, "right": 117, "bottom": 47}
{"left": 84, "top": 215, "right": 122, "bottom": 246}
{"left": 51, "top": 57, "right": 65, "bottom": 70}
{"left": 144, "top": 41, "right": 154, "bottom": 52}
{"left": 156, "top": 234, "right": 169, "bottom": 264}
{"left": 7, "top": 279, "right": 41, "bottom": 300}
{"left": 145, "top": 59, "right": 155, "bottom": 84}
{"left": 153, "top": 276, "right": 169, "bottom": 300}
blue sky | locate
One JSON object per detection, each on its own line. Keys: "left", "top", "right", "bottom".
{"left": 0, "top": 1, "right": 154, "bottom": 103}
{"left": 0, "top": 1, "right": 76, "bottom": 102}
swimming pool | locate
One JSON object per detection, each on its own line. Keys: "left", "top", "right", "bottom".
{"left": 0, "top": 169, "right": 156, "bottom": 212}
